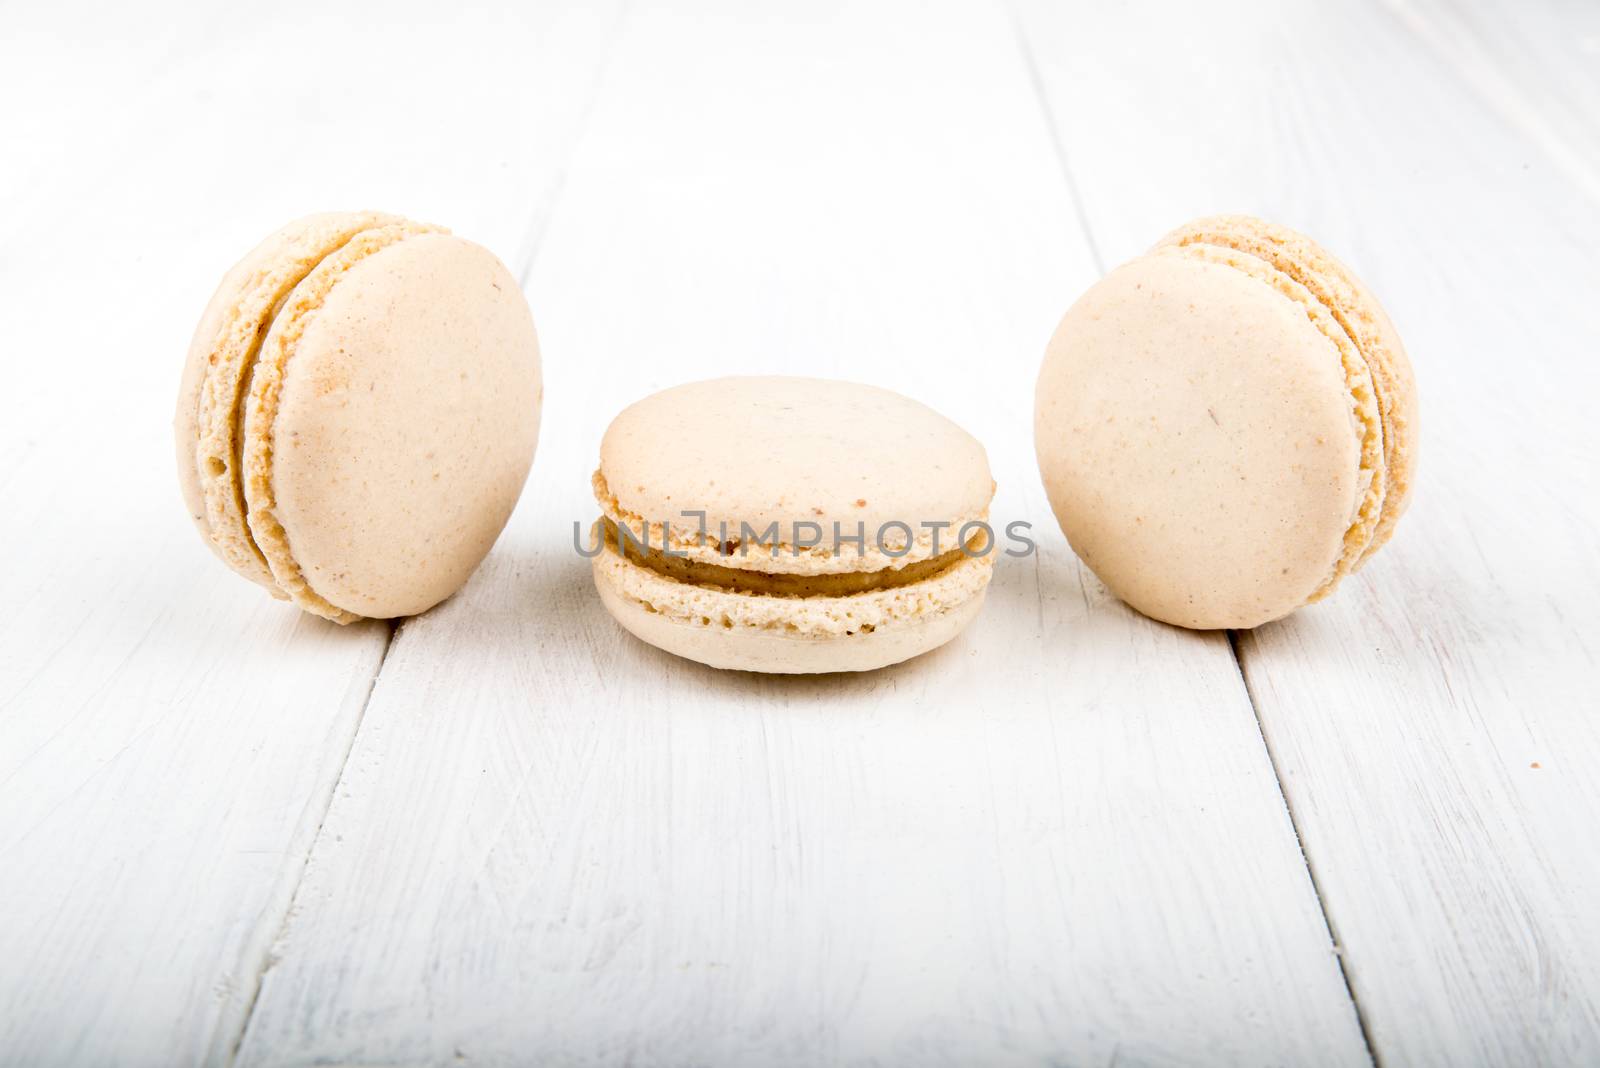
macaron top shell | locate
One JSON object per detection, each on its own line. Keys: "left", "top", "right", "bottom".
{"left": 243, "top": 231, "right": 541, "bottom": 621}
{"left": 1037, "top": 214, "right": 1415, "bottom": 630}
{"left": 1156, "top": 215, "right": 1417, "bottom": 556}
{"left": 1036, "top": 252, "right": 1370, "bottom": 630}
{"left": 597, "top": 376, "right": 994, "bottom": 574}
{"left": 1154, "top": 238, "right": 1385, "bottom": 600}
{"left": 176, "top": 212, "right": 541, "bottom": 622}
{"left": 175, "top": 211, "right": 404, "bottom": 591}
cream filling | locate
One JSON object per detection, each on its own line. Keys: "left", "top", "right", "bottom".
{"left": 603, "top": 517, "right": 977, "bottom": 595}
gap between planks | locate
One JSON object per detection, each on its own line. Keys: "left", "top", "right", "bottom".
{"left": 1008, "top": 2, "right": 1382, "bottom": 1061}
{"left": 1228, "top": 631, "right": 1382, "bottom": 1068}
{"left": 221, "top": 618, "right": 398, "bottom": 1068}
{"left": 215, "top": 22, "right": 631, "bottom": 1038}
{"left": 507, "top": 0, "right": 635, "bottom": 286}
{"left": 1006, "top": 2, "right": 1105, "bottom": 275}
{"left": 222, "top": 85, "right": 620, "bottom": 1048}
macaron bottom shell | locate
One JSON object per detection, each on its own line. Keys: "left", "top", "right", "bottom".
{"left": 592, "top": 554, "right": 991, "bottom": 674}
{"left": 590, "top": 521, "right": 995, "bottom": 673}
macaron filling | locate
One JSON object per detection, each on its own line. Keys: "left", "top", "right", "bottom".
{"left": 601, "top": 517, "right": 980, "bottom": 596}
{"left": 593, "top": 469, "right": 991, "bottom": 576}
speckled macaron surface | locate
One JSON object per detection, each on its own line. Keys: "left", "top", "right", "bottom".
{"left": 591, "top": 376, "right": 997, "bottom": 673}
{"left": 175, "top": 212, "right": 542, "bottom": 622}
{"left": 1034, "top": 215, "right": 1417, "bottom": 630}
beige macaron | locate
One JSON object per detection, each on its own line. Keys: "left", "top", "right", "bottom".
{"left": 1035, "top": 215, "right": 1418, "bottom": 630}
{"left": 175, "top": 212, "right": 542, "bottom": 623}
{"left": 590, "top": 377, "right": 997, "bottom": 673}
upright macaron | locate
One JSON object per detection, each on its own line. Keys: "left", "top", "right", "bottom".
{"left": 175, "top": 212, "right": 542, "bottom": 622}
{"left": 590, "top": 377, "right": 997, "bottom": 673}
{"left": 1035, "top": 215, "right": 1417, "bottom": 630}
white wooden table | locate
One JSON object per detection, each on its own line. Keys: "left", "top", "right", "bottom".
{"left": 3, "top": 2, "right": 1598, "bottom": 1065}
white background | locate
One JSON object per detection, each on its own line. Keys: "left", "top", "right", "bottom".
{"left": 2, "top": 1, "right": 1598, "bottom": 1065}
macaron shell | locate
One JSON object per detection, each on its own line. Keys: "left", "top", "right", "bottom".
{"left": 598, "top": 377, "right": 994, "bottom": 575}
{"left": 247, "top": 232, "right": 541, "bottom": 621}
{"left": 175, "top": 211, "right": 400, "bottom": 590}
{"left": 1157, "top": 215, "right": 1418, "bottom": 557}
{"left": 593, "top": 552, "right": 990, "bottom": 673}
{"left": 1035, "top": 253, "right": 1363, "bottom": 630}
{"left": 1155, "top": 240, "right": 1385, "bottom": 601}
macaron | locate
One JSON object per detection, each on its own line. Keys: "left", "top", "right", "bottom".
{"left": 1035, "top": 215, "right": 1417, "bottom": 630}
{"left": 589, "top": 377, "right": 997, "bottom": 673}
{"left": 175, "top": 211, "right": 542, "bottom": 623}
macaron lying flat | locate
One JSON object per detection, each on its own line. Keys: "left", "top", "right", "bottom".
{"left": 590, "top": 377, "right": 997, "bottom": 673}
{"left": 176, "top": 212, "right": 542, "bottom": 622}
{"left": 1035, "top": 215, "right": 1417, "bottom": 630}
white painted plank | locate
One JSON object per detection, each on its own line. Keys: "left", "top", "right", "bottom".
{"left": 237, "top": 2, "right": 1369, "bottom": 1065}
{"left": 0, "top": 3, "right": 621, "bottom": 1064}
{"left": 1014, "top": 0, "right": 1600, "bottom": 1063}
{"left": 1378, "top": 0, "right": 1600, "bottom": 204}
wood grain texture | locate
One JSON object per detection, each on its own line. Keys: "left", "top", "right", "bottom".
{"left": 234, "top": 2, "right": 1369, "bottom": 1065}
{"left": 0, "top": 2, "right": 621, "bottom": 1064}
{"left": 1013, "top": 0, "right": 1600, "bottom": 1063}
{"left": 1378, "top": 0, "right": 1600, "bottom": 204}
